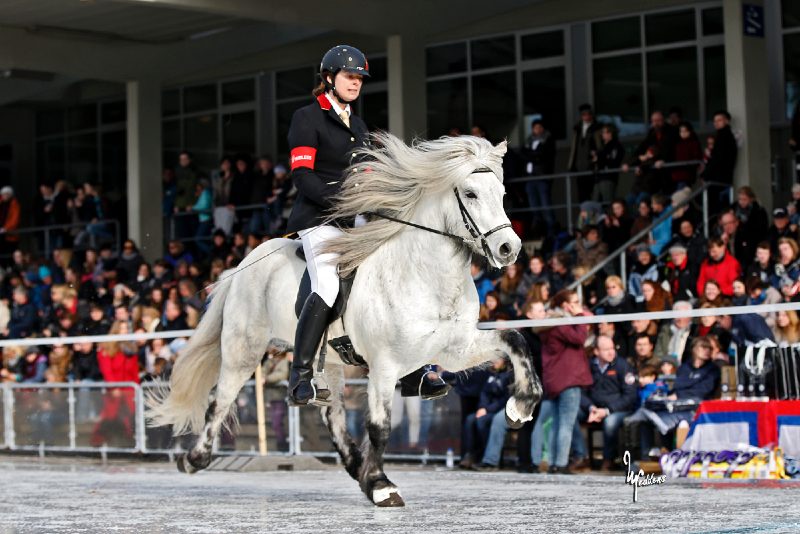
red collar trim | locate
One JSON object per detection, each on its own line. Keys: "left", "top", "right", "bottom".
{"left": 317, "top": 93, "right": 331, "bottom": 111}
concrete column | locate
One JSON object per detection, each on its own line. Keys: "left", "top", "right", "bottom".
{"left": 387, "top": 34, "right": 427, "bottom": 142}
{"left": 126, "top": 79, "right": 163, "bottom": 261}
{"left": 723, "top": 0, "right": 772, "bottom": 209}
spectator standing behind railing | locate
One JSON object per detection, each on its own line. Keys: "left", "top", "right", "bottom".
{"left": 174, "top": 151, "right": 202, "bottom": 240}
{"left": 591, "top": 124, "right": 625, "bottom": 203}
{"left": 249, "top": 156, "right": 275, "bottom": 236}
{"left": 0, "top": 186, "right": 20, "bottom": 261}
{"left": 268, "top": 164, "right": 292, "bottom": 235}
{"left": 189, "top": 180, "right": 213, "bottom": 256}
{"left": 74, "top": 183, "right": 112, "bottom": 249}
{"left": 211, "top": 156, "right": 235, "bottom": 235}
{"left": 671, "top": 122, "right": 702, "bottom": 191}
{"left": 601, "top": 200, "right": 633, "bottom": 254}
{"left": 567, "top": 103, "right": 602, "bottom": 202}
{"left": 624, "top": 110, "right": 677, "bottom": 204}
{"left": 522, "top": 120, "right": 556, "bottom": 235}
{"left": 701, "top": 110, "right": 738, "bottom": 214}
{"left": 648, "top": 194, "right": 673, "bottom": 256}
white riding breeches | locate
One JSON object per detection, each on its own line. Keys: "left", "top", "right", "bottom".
{"left": 299, "top": 224, "right": 345, "bottom": 308}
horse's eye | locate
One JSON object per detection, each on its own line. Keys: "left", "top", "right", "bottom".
{"left": 465, "top": 191, "right": 477, "bottom": 200}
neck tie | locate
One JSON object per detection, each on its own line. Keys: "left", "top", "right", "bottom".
{"left": 339, "top": 111, "right": 350, "bottom": 128}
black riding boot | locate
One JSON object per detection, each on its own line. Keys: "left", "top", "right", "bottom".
{"left": 399, "top": 366, "right": 450, "bottom": 400}
{"left": 289, "top": 292, "right": 332, "bottom": 405}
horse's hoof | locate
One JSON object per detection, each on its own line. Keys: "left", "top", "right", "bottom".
{"left": 177, "top": 454, "right": 198, "bottom": 475}
{"left": 373, "top": 487, "right": 405, "bottom": 507}
{"left": 504, "top": 397, "right": 532, "bottom": 430}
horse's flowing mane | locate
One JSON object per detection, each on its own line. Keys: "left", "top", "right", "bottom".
{"left": 322, "top": 132, "right": 507, "bottom": 277}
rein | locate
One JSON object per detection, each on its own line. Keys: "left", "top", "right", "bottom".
{"left": 365, "top": 167, "right": 512, "bottom": 260}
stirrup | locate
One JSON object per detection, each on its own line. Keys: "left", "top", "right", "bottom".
{"left": 308, "top": 373, "right": 332, "bottom": 407}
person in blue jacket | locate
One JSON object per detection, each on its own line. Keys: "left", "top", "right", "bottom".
{"left": 460, "top": 358, "right": 513, "bottom": 468}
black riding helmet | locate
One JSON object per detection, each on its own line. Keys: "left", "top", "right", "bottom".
{"left": 320, "top": 45, "right": 369, "bottom": 100}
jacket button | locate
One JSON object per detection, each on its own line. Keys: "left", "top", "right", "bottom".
{"left": 350, "top": 137, "right": 355, "bottom": 142}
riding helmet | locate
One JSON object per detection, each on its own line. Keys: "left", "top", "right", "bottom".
{"left": 320, "top": 45, "right": 370, "bottom": 86}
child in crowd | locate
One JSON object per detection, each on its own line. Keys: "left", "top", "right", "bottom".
{"left": 636, "top": 364, "right": 669, "bottom": 407}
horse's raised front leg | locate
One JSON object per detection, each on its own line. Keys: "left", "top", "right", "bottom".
{"left": 360, "top": 370, "right": 404, "bottom": 507}
{"left": 469, "top": 329, "right": 542, "bottom": 429}
{"left": 320, "top": 365, "right": 363, "bottom": 481}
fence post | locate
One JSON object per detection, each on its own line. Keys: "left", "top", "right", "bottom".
{"left": 289, "top": 405, "right": 302, "bottom": 455}
{"left": 620, "top": 254, "right": 627, "bottom": 286}
{"left": 68, "top": 385, "right": 76, "bottom": 450}
{"left": 135, "top": 384, "right": 147, "bottom": 453}
{"left": 3, "top": 384, "right": 15, "bottom": 450}
{"left": 703, "top": 188, "right": 709, "bottom": 239}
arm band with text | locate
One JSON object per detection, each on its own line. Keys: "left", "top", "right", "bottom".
{"left": 290, "top": 146, "right": 317, "bottom": 171}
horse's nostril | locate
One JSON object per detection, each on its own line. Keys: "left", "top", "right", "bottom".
{"left": 499, "top": 242, "right": 512, "bottom": 257}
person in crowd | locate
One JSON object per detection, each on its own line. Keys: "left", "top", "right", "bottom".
{"left": 567, "top": 103, "right": 602, "bottom": 202}
{"left": 600, "top": 275, "right": 636, "bottom": 316}
{"left": 663, "top": 245, "right": 698, "bottom": 302}
{"left": 164, "top": 240, "right": 193, "bottom": 270}
{"left": 730, "top": 311, "right": 775, "bottom": 346}
{"left": 702, "top": 110, "right": 738, "bottom": 213}
{"left": 731, "top": 279, "right": 747, "bottom": 306}
{"left": 523, "top": 119, "right": 557, "bottom": 235}
{"left": 174, "top": 150, "right": 201, "bottom": 219}
{"left": 70, "top": 341, "right": 102, "bottom": 382}
{"left": 627, "top": 110, "right": 677, "bottom": 199}
{"left": 745, "top": 277, "right": 781, "bottom": 329}
{"left": 602, "top": 200, "right": 633, "bottom": 255}
{"left": 575, "top": 225, "right": 608, "bottom": 271}
{"left": 697, "top": 237, "right": 742, "bottom": 298}
{"left": 189, "top": 179, "right": 213, "bottom": 256}
{"left": 627, "top": 245, "right": 660, "bottom": 299}
{"left": 442, "top": 365, "right": 490, "bottom": 468}
{"left": 668, "top": 186, "right": 698, "bottom": 235}
{"left": 574, "top": 335, "right": 637, "bottom": 470}
{"left": 531, "top": 289, "right": 592, "bottom": 474}
{"left": 636, "top": 365, "right": 669, "bottom": 406}
{"left": 654, "top": 301, "right": 693, "bottom": 365}
{"left": 516, "top": 255, "right": 549, "bottom": 300}
{"left": 523, "top": 281, "right": 550, "bottom": 308}
{"left": 718, "top": 210, "right": 754, "bottom": 270}
{"left": 471, "top": 259, "right": 495, "bottom": 305}
{"left": 670, "top": 121, "right": 702, "bottom": 191}
{"left": 734, "top": 185, "right": 769, "bottom": 246}
{"left": 628, "top": 199, "right": 652, "bottom": 248}
{"left": 548, "top": 252, "right": 573, "bottom": 293}
{"left": 649, "top": 194, "right": 673, "bottom": 256}
{"left": 479, "top": 291, "right": 506, "bottom": 321}
{"left": 699, "top": 279, "right": 730, "bottom": 308}
{"left": 747, "top": 241, "right": 775, "bottom": 284}
{"left": 473, "top": 303, "right": 542, "bottom": 472}
{"left": 3, "top": 287, "right": 38, "bottom": 339}
{"left": 628, "top": 334, "right": 661, "bottom": 373}
{"left": 267, "top": 164, "right": 291, "bottom": 235}
{"left": 695, "top": 304, "right": 733, "bottom": 350}
{"left": 495, "top": 262, "right": 524, "bottom": 314}
{"left": 249, "top": 155, "right": 275, "bottom": 236}
{"left": 626, "top": 336, "right": 721, "bottom": 459}
{"left": 0, "top": 186, "right": 21, "bottom": 261}
{"left": 116, "top": 239, "right": 145, "bottom": 287}
{"left": 592, "top": 124, "right": 625, "bottom": 203}
{"left": 771, "top": 237, "right": 800, "bottom": 290}
{"left": 262, "top": 349, "right": 290, "bottom": 450}
{"left": 773, "top": 310, "right": 800, "bottom": 344}
{"left": 669, "top": 219, "right": 707, "bottom": 270}
{"left": 769, "top": 208, "right": 799, "bottom": 254}
{"left": 14, "top": 346, "right": 48, "bottom": 383}
{"left": 641, "top": 280, "right": 672, "bottom": 313}
{"left": 462, "top": 357, "right": 513, "bottom": 469}
{"left": 211, "top": 156, "right": 236, "bottom": 235}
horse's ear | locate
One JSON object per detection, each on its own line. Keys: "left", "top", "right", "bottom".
{"left": 493, "top": 139, "right": 508, "bottom": 157}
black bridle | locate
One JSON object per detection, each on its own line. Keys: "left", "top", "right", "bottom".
{"left": 366, "top": 167, "right": 512, "bottom": 260}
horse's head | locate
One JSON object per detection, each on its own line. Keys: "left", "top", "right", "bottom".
{"left": 447, "top": 137, "right": 520, "bottom": 268}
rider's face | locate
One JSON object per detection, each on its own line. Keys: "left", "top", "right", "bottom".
{"left": 332, "top": 71, "right": 363, "bottom": 102}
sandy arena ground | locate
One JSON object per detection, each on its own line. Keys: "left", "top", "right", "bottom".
{"left": 1, "top": 456, "right": 800, "bottom": 533}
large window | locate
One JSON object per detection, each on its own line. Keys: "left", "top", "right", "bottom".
{"left": 161, "top": 76, "right": 258, "bottom": 171}
{"left": 591, "top": 6, "right": 725, "bottom": 135}
{"left": 784, "top": 1, "right": 800, "bottom": 118}
{"left": 427, "top": 28, "right": 568, "bottom": 143}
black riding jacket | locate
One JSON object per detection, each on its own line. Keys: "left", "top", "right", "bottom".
{"left": 286, "top": 93, "right": 370, "bottom": 233}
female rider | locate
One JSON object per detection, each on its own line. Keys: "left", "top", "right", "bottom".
{"left": 287, "top": 45, "right": 448, "bottom": 405}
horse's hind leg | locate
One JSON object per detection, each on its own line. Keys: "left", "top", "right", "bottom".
{"left": 360, "top": 371, "right": 404, "bottom": 507}
{"left": 179, "top": 333, "right": 262, "bottom": 474}
{"left": 320, "top": 365, "right": 363, "bottom": 481}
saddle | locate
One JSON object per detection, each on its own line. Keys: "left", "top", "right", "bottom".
{"left": 294, "top": 246, "right": 368, "bottom": 368}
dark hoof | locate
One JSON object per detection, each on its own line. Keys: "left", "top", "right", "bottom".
{"left": 177, "top": 454, "right": 198, "bottom": 474}
{"left": 505, "top": 411, "right": 524, "bottom": 430}
{"left": 504, "top": 398, "right": 530, "bottom": 430}
{"left": 373, "top": 489, "right": 405, "bottom": 507}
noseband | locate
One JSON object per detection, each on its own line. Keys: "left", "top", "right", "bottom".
{"left": 366, "top": 167, "right": 512, "bottom": 260}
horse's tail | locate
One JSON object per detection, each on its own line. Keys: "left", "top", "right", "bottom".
{"left": 146, "top": 278, "right": 231, "bottom": 435}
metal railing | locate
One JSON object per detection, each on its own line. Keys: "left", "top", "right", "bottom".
{"left": 1, "top": 378, "right": 461, "bottom": 462}
{"left": 506, "top": 160, "right": 704, "bottom": 235}
{"left": 167, "top": 202, "right": 275, "bottom": 243}
{"left": 1, "top": 219, "right": 121, "bottom": 258}
{"left": 568, "top": 180, "right": 732, "bottom": 300}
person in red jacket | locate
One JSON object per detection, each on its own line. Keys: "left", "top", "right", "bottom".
{"left": 91, "top": 321, "right": 140, "bottom": 446}
{"left": 530, "top": 289, "right": 593, "bottom": 473}
{"left": 696, "top": 237, "right": 742, "bottom": 297}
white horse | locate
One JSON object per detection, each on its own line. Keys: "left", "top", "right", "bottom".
{"left": 147, "top": 133, "right": 542, "bottom": 507}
